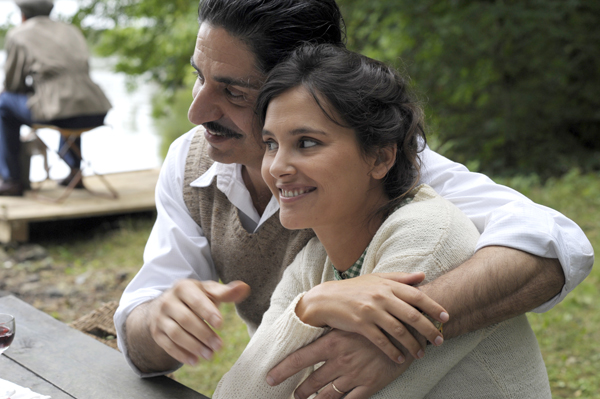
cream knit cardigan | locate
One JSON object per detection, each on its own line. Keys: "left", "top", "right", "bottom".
{"left": 213, "top": 185, "right": 551, "bottom": 398}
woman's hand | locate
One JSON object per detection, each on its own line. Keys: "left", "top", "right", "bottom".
{"left": 294, "top": 272, "right": 447, "bottom": 362}
{"left": 267, "top": 329, "right": 414, "bottom": 399}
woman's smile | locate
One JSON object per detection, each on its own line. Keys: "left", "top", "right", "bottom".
{"left": 261, "top": 86, "right": 385, "bottom": 233}
{"left": 278, "top": 186, "right": 317, "bottom": 199}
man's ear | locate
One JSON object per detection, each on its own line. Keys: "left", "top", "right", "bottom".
{"left": 370, "top": 145, "right": 397, "bottom": 180}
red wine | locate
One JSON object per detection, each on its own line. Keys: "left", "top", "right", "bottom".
{"left": 0, "top": 326, "right": 14, "bottom": 350}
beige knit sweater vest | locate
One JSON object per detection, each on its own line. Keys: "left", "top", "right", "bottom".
{"left": 183, "top": 129, "right": 315, "bottom": 332}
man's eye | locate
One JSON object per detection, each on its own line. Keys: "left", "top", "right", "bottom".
{"left": 300, "top": 139, "right": 318, "bottom": 148}
{"left": 226, "top": 87, "right": 245, "bottom": 99}
{"left": 192, "top": 71, "right": 203, "bottom": 82}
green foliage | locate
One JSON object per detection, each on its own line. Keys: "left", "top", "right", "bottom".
{"left": 0, "top": 16, "right": 16, "bottom": 47}
{"left": 495, "top": 168, "right": 600, "bottom": 243}
{"left": 152, "top": 88, "right": 196, "bottom": 158}
{"left": 68, "top": 1, "right": 200, "bottom": 152}
{"left": 339, "top": 0, "right": 600, "bottom": 178}
{"left": 72, "top": 0, "right": 600, "bottom": 177}
{"left": 497, "top": 169, "right": 600, "bottom": 398}
{"left": 70, "top": 0, "right": 199, "bottom": 90}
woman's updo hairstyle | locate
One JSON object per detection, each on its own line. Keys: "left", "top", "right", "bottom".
{"left": 256, "top": 43, "right": 426, "bottom": 215}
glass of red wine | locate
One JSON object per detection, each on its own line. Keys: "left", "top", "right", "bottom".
{"left": 0, "top": 313, "right": 15, "bottom": 355}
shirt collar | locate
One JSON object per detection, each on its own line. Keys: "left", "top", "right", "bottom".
{"left": 332, "top": 246, "right": 369, "bottom": 280}
{"left": 190, "top": 162, "right": 280, "bottom": 231}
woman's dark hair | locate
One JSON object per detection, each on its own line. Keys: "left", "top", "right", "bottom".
{"left": 198, "top": 0, "right": 345, "bottom": 74}
{"left": 256, "top": 44, "right": 426, "bottom": 215}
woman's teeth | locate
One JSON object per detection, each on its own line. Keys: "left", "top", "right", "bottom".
{"left": 281, "top": 188, "right": 312, "bottom": 198}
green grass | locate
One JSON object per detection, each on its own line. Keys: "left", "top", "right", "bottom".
{"left": 496, "top": 170, "right": 600, "bottom": 399}
{"left": 27, "top": 170, "right": 599, "bottom": 398}
{"left": 172, "top": 302, "right": 250, "bottom": 396}
{"left": 33, "top": 212, "right": 156, "bottom": 282}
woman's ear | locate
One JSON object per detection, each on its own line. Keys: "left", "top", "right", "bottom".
{"left": 370, "top": 145, "right": 397, "bottom": 180}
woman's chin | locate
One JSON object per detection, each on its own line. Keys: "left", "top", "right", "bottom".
{"left": 280, "top": 216, "right": 309, "bottom": 231}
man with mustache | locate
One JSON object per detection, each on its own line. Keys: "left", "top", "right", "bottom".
{"left": 114, "top": 1, "right": 594, "bottom": 397}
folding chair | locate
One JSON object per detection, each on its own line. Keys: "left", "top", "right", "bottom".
{"left": 29, "top": 124, "right": 119, "bottom": 203}
{"left": 19, "top": 129, "right": 51, "bottom": 190}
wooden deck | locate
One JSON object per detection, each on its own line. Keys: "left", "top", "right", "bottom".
{"left": 0, "top": 168, "right": 160, "bottom": 242}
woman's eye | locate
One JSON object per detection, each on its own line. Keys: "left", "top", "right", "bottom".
{"left": 300, "top": 139, "right": 318, "bottom": 148}
{"left": 264, "top": 140, "right": 278, "bottom": 151}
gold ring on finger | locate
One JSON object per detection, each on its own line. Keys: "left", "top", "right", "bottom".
{"left": 331, "top": 382, "right": 346, "bottom": 395}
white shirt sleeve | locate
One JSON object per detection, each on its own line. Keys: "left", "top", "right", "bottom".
{"left": 419, "top": 147, "right": 594, "bottom": 312}
{"left": 114, "top": 130, "right": 218, "bottom": 376}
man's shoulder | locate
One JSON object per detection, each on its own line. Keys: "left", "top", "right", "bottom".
{"left": 6, "top": 24, "right": 25, "bottom": 43}
{"left": 7, "top": 17, "right": 72, "bottom": 43}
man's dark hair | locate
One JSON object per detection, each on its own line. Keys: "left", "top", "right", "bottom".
{"left": 256, "top": 44, "right": 426, "bottom": 215}
{"left": 198, "top": 0, "right": 346, "bottom": 74}
{"left": 16, "top": 0, "right": 54, "bottom": 19}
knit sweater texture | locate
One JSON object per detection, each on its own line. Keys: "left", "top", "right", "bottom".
{"left": 183, "top": 128, "right": 315, "bottom": 332}
{"left": 213, "top": 185, "right": 551, "bottom": 398}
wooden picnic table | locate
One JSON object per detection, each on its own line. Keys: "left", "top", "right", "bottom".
{"left": 0, "top": 295, "right": 210, "bottom": 399}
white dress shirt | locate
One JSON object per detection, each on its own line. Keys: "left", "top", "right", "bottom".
{"left": 115, "top": 128, "right": 594, "bottom": 376}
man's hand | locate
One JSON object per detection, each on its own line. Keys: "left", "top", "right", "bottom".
{"left": 267, "top": 329, "right": 414, "bottom": 399}
{"left": 295, "top": 272, "right": 447, "bottom": 363}
{"left": 267, "top": 247, "right": 564, "bottom": 398}
{"left": 125, "top": 279, "right": 250, "bottom": 373}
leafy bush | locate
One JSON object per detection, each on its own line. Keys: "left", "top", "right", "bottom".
{"left": 340, "top": 0, "right": 600, "bottom": 178}
{"left": 71, "top": 0, "right": 199, "bottom": 91}
{"left": 72, "top": 0, "right": 600, "bottom": 177}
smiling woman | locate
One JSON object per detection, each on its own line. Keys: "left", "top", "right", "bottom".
{"left": 212, "top": 43, "right": 552, "bottom": 399}
{"left": 261, "top": 86, "right": 383, "bottom": 237}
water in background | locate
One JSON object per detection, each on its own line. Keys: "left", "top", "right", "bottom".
{"left": 0, "top": 50, "right": 163, "bottom": 182}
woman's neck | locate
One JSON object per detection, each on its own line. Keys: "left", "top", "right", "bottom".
{"left": 314, "top": 195, "right": 389, "bottom": 272}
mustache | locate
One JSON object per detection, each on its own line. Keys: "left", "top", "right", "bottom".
{"left": 204, "top": 121, "right": 242, "bottom": 138}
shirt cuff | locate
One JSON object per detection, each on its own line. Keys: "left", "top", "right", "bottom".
{"left": 474, "top": 201, "right": 594, "bottom": 313}
{"left": 114, "top": 292, "right": 182, "bottom": 378}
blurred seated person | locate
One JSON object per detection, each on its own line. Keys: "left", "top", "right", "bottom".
{"left": 0, "top": 0, "right": 111, "bottom": 196}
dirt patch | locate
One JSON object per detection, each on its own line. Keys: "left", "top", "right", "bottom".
{"left": 0, "top": 243, "right": 129, "bottom": 323}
